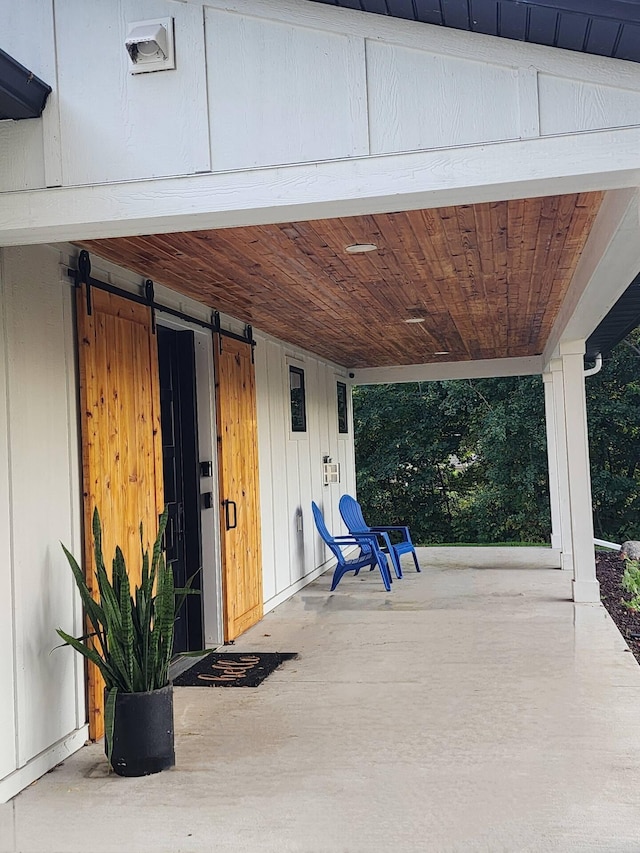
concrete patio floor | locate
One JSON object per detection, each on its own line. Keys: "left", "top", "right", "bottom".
{"left": 3, "top": 548, "right": 640, "bottom": 853}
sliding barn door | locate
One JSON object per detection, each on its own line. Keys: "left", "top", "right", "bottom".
{"left": 76, "top": 283, "right": 164, "bottom": 740}
{"left": 214, "top": 335, "right": 263, "bottom": 640}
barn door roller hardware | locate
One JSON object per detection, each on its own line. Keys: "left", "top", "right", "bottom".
{"left": 76, "top": 250, "right": 93, "bottom": 315}
{"left": 68, "top": 252, "right": 257, "bottom": 343}
{"left": 145, "top": 280, "right": 156, "bottom": 334}
{"left": 69, "top": 253, "right": 258, "bottom": 352}
{"left": 212, "top": 311, "right": 256, "bottom": 361}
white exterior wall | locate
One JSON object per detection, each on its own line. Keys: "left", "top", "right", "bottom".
{"left": 2, "top": 0, "right": 640, "bottom": 195}
{"left": 0, "top": 243, "right": 356, "bottom": 801}
{"left": 0, "top": 246, "right": 87, "bottom": 805}
{"left": 255, "top": 337, "right": 355, "bottom": 612}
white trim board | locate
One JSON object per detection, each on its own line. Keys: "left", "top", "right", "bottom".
{"left": 0, "top": 726, "right": 88, "bottom": 806}
{"left": 544, "top": 188, "right": 640, "bottom": 363}
{"left": 2, "top": 126, "right": 640, "bottom": 247}
{"left": 193, "top": 0, "right": 640, "bottom": 91}
{"left": 351, "top": 356, "right": 543, "bottom": 385}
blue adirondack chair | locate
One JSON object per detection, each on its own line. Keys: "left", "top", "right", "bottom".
{"left": 339, "top": 494, "right": 421, "bottom": 578}
{"left": 311, "top": 501, "right": 392, "bottom": 592}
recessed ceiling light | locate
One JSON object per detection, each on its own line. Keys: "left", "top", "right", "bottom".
{"left": 345, "top": 243, "right": 378, "bottom": 254}
{"left": 404, "top": 317, "right": 425, "bottom": 324}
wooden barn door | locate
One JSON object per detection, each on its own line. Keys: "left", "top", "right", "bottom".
{"left": 214, "top": 335, "right": 263, "bottom": 641}
{"left": 76, "top": 282, "right": 164, "bottom": 740}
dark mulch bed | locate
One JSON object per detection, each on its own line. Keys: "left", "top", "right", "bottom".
{"left": 596, "top": 551, "right": 640, "bottom": 665}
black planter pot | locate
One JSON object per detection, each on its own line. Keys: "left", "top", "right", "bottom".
{"left": 106, "top": 685, "right": 175, "bottom": 777}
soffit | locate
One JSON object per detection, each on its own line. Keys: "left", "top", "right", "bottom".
{"left": 586, "top": 272, "right": 640, "bottom": 360}
{"left": 82, "top": 191, "right": 603, "bottom": 369}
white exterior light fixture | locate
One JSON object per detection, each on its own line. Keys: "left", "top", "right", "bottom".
{"left": 125, "top": 18, "right": 175, "bottom": 74}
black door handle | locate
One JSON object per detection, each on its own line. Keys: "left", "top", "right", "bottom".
{"left": 224, "top": 499, "right": 237, "bottom": 530}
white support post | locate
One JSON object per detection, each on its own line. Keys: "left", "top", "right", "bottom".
{"left": 546, "top": 360, "right": 574, "bottom": 570}
{"left": 542, "top": 370, "right": 563, "bottom": 554}
{"left": 558, "top": 341, "right": 600, "bottom": 603}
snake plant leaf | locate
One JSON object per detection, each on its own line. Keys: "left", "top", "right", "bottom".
{"left": 104, "top": 687, "right": 117, "bottom": 764}
{"left": 60, "top": 543, "right": 108, "bottom": 657}
{"left": 115, "top": 546, "right": 135, "bottom": 688}
{"left": 56, "top": 504, "right": 199, "bottom": 763}
{"left": 55, "top": 628, "right": 117, "bottom": 686}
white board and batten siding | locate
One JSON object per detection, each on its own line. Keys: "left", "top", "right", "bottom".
{"left": 0, "top": 242, "right": 358, "bottom": 802}
{"left": 2, "top": 0, "right": 640, "bottom": 198}
{"left": 0, "top": 246, "right": 86, "bottom": 805}
{"left": 0, "top": 0, "right": 58, "bottom": 191}
{"left": 54, "top": 0, "right": 210, "bottom": 185}
{"left": 255, "top": 336, "right": 356, "bottom": 612}
{"left": 206, "top": 8, "right": 368, "bottom": 171}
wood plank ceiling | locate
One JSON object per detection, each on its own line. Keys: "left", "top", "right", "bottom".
{"left": 83, "top": 191, "right": 603, "bottom": 369}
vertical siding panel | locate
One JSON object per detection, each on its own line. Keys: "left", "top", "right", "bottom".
{"left": 255, "top": 338, "right": 357, "bottom": 606}
{"left": 0, "top": 251, "right": 17, "bottom": 778}
{"left": 325, "top": 366, "right": 343, "bottom": 535}
{"left": 316, "top": 365, "right": 332, "bottom": 563}
{"left": 0, "top": 0, "right": 56, "bottom": 192}
{"left": 301, "top": 359, "right": 319, "bottom": 574}
{"left": 255, "top": 337, "right": 277, "bottom": 603}
{"left": 60, "top": 280, "right": 85, "bottom": 730}
{"left": 343, "top": 383, "right": 357, "bottom": 500}
{"left": 206, "top": 10, "right": 368, "bottom": 171}
{"left": 55, "top": 0, "right": 209, "bottom": 185}
{"left": 286, "top": 435, "right": 303, "bottom": 583}
{"left": 5, "top": 247, "right": 78, "bottom": 764}
{"left": 269, "top": 342, "right": 291, "bottom": 596}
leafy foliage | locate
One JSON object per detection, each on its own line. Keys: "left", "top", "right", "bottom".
{"left": 56, "top": 507, "right": 179, "bottom": 693}
{"left": 621, "top": 559, "right": 640, "bottom": 611}
{"left": 586, "top": 330, "right": 640, "bottom": 542}
{"left": 354, "top": 329, "right": 640, "bottom": 545}
{"left": 56, "top": 507, "right": 197, "bottom": 758}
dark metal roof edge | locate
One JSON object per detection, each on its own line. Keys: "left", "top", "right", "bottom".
{"left": 309, "top": 0, "right": 640, "bottom": 64}
{"left": 0, "top": 48, "right": 52, "bottom": 120}
{"left": 518, "top": 0, "right": 640, "bottom": 25}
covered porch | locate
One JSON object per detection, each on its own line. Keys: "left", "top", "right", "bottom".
{"left": 2, "top": 548, "right": 639, "bottom": 852}
{"left": 2, "top": 0, "right": 640, "bottom": 807}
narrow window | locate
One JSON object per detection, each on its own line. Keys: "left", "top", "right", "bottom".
{"left": 289, "top": 366, "right": 307, "bottom": 432}
{"left": 337, "top": 381, "right": 348, "bottom": 434}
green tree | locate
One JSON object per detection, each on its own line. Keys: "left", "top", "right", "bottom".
{"left": 586, "top": 328, "right": 640, "bottom": 541}
{"left": 353, "top": 330, "right": 640, "bottom": 545}
{"left": 353, "top": 376, "right": 549, "bottom": 544}
{"left": 454, "top": 376, "right": 549, "bottom": 542}
{"left": 353, "top": 382, "right": 473, "bottom": 543}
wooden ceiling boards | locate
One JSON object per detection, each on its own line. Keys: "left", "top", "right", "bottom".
{"left": 83, "top": 191, "right": 603, "bottom": 368}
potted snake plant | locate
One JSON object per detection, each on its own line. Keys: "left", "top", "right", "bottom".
{"left": 57, "top": 506, "right": 192, "bottom": 777}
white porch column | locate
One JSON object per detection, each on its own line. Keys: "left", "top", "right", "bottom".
{"left": 544, "top": 362, "right": 573, "bottom": 570}
{"left": 542, "top": 370, "right": 562, "bottom": 553}
{"left": 558, "top": 341, "right": 599, "bottom": 603}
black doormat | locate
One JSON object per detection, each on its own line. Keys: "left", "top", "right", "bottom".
{"left": 172, "top": 651, "right": 298, "bottom": 687}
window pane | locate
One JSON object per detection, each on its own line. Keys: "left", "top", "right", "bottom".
{"left": 290, "top": 366, "right": 307, "bottom": 432}
{"left": 337, "top": 381, "right": 348, "bottom": 434}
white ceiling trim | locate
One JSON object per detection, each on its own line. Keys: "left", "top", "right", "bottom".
{"left": 1, "top": 126, "right": 639, "bottom": 247}
{"left": 350, "top": 356, "right": 543, "bottom": 384}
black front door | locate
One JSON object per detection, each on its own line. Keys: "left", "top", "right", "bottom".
{"left": 158, "top": 326, "right": 203, "bottom": 654}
